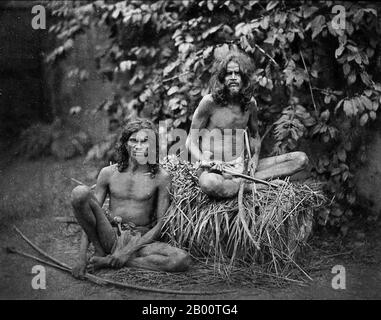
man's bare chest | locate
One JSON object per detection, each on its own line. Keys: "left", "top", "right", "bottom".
{"left": 109, "top": 173, "right": 157, "bottom": 201}
{"left": 208, "top": 106, "right": 250, "bottom": 129}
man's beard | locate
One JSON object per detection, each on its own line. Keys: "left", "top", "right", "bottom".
{"left": 225, "top": 86, "right": 242, "bottom": 101}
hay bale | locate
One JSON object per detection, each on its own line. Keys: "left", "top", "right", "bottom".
{"left": 161, "top": 155, "right": 326, "bottom": 276}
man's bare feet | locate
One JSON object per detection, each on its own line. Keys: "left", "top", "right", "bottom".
{"left": 72, "top": 261, "right": 87, "bottom": 279}
{"left": 87, "top": 256, "right": 112, "bottom": 272}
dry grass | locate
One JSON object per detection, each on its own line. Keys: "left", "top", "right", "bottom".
{"left": 161, "top": 155, "right": 327, "bottom": 280}
{"left": 101, "top": 257, "right": 307, "bottom": 291}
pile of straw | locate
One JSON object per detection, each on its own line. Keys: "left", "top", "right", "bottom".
{"left": 161, "top": 155, "right": 326, "bottom": 278}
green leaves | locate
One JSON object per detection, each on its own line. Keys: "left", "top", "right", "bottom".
{"left": 163, "top": 60, "right": 180, "bottom": 77}
{"left": 283, "top": 59, "right": 308, "bottom": 88}
{"left": 203, "top": 46, "right": 214, "bottom": 59}
{"left": 336, "top": 94, "right": 379, "bottom": 120}
{"left": 266, "top": 1, "right": 279, "bottom": 12}
{"left": 344, "top": 99, "right": 357, "bottom": 116}
{"left": 307, "top": 15, "right": 326, "bottom": 39}
{"left": 167, "top": 86, "right": 179, "bottom": 96}
{"left": 119, "top": 60, "right": 136, "bottom": 72}
{"left": 343, "top": 63, "right": 350, "bottom": 75}
{"left": 359, "top": 113, "right": 369, "bottom": 126}
{"left": 201, "top": 24, "right": 222, "bottom": 39}
{"left": 362, "top": 95, "right": 373, "bottom": 110}
{"left": 274, "top": 104, "right": 315, "bottom": 153}
{"left": 301, "top": 5, "right": 319, "bottom": 19}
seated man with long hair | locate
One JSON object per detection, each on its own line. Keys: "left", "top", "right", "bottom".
{"left": 186, "top": 50, "right": 308, "bottom": 198}
{"left": 70, "top": 119, "right": 190, "bottom": 278}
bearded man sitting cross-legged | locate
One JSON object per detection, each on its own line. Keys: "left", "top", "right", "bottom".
{"left": 186, "top": 51, "right": 309, "bottom": 199}
{"left": 70, "top": 119, "right": 191, "bottom": 278}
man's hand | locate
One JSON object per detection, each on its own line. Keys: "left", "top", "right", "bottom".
{"left": 221, "top": 170, "right": 233, "bottom": 180}
{"left": 200, "top": 151, "right": 213, "bottom": 168}
{"left": 200, "top": 152, "right": 234, "bottom": 178}
{"left": 248, "top": 158, "right": 257, "bottom": 175}
{"left": 210, "top": 161, "right": 224, "bottom": 172}
{"left": 200, "top": 151, "right": 226, "bottom": 172}
{"left": 72, "top": 261, "right": 87, "bottom": 279}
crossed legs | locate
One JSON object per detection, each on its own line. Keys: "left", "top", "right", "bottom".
{"left": 199, "top": 151, "right": 309, "bottom": 198}
{"left": 87, "top": 242, "right": 191, "bottom": 272}
{"left": 71, "top": 186, "right": 191, "bottom": 272}
{"left": 125, "top": 242, "right": 190, "bottom": 272}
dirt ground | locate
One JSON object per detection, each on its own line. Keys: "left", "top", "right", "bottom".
{"left": 0, "top": 150, "right": 380, "bottom": 300}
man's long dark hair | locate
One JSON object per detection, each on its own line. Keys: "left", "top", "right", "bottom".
{"left": 116, "top": 119, "right": 159, "bottom": 176}
{"left": 211, "top": 51, "right": 254, "bottom": 112}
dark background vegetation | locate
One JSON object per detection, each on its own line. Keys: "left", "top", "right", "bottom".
{"left": 0, "top": 0, "right": 381, "bottom": 300}
{"left": 1, "top": 0, "right": 381, "bottom": 234}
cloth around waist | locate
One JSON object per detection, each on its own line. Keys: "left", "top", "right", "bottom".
{"left": 104, "top": 209, "right": 151, "bottom": 235}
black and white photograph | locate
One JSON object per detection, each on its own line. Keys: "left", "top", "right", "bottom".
{"left": 0, "top": 0, "right": 380, "bottom": 304}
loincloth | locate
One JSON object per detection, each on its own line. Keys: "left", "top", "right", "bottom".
{"left": 103, "top": 208, "right": 151, "bottom": 254}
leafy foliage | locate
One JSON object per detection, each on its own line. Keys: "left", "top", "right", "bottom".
{"left": 47, "top": 0, "right": 381, "bottom": 232}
